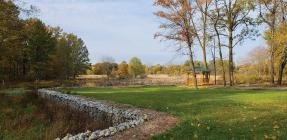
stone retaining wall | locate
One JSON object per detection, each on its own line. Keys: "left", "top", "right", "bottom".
{"left": 38, "top": 89, "right": 146, "bottom": 140}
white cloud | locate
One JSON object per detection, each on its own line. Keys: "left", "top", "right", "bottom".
{"left": 23, "top": 0, "right": 262, "bottom": 65}
{"left": 23, "top": 0, "right": 182, "bottom": 64}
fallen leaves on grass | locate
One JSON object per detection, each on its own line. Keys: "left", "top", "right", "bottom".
{"left": 273, "top": 124, "right": 280, "bottom": 129}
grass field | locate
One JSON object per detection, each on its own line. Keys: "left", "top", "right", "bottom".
{"left": 63, "top": 86, "right": 287, "bottom": 140}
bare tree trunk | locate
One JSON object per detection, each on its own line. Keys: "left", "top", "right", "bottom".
{"left": 202, "top": 10, "right": 208, "bottom": 69}
{"left": 270, "top": 27, "right": 275, "bottom": 85}
{"left": 277, "top": 61, "right": 286, "bottom": 85}
{"left": 214, "top": 25, "right": 226, "bottom": 86}
{"left": 212, "top": 0, "right": 226, "bottom": 87}
{"left": 202, "top": 45, "right": 208, "bottom": 68}
{"left": 228, "top": 29, "right": 234, "bottom": 86}
{"left": 212, "top": 43, "right": 217, "bottom": 85}
{"left": 211, "top": 39, "right": 217, "bottom": 85}
{"left": 188, "top": 47, "right": 198, "bottom": 90}
{"left": 277, "top": 44, "right": 287, "bottom": 85}
{"left": 192, "top": 0, "right": 209, "bottom": 69}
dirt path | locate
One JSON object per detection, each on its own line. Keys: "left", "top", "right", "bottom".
{"left": 106, "top": 109, "right": 179, "bottom": 140}
{"left": 78, "top": 96, "right": 180, "bottom": 140}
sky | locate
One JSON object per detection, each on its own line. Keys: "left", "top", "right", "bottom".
{"left": 24, "top": 0, "right": 267, "bottom": 65}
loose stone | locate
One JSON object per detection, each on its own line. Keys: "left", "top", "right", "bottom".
{"left": 38, "top": 89, "right": 147, "bottom": 140}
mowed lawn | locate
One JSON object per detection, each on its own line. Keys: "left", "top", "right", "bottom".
{"left": 64, "top": 86, "right": 287, "bottom": 140}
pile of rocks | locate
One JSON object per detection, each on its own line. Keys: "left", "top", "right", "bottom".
{"left": 38, "top": 89, "right": 147, "bottom": 140}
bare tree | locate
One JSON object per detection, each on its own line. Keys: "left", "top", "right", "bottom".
{"left": 190, "top": 0, "right": 212, "bottom": 69}
{"left": 211, "top": 38, "right": 217, "bottom": 85}
{"left": 218, "top": 0, "right": 256, "bottom": 86}
{"left": 209, "top": 0, "right": 227, "bottom": 86}
{"left": 154, "top": 0, "right": 198, "bottom": 89}
{"left": 244, "top": 46, "right": 269, "bottom": 78}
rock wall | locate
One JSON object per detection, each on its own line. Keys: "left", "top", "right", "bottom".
{"left": 38, "top": 89, "right": 146, "bottom": 140}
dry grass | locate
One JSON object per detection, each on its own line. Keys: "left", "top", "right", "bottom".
{"left": 0, "top": 90, "right": 110, "bottom": 140}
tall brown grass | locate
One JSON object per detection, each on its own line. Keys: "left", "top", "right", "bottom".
{"left": 0, "top": 91, "right": 111, "bottom": 140}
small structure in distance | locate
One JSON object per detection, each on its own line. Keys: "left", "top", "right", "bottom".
{"left": 187, "top": 67, "right": 210, "bottom": 86}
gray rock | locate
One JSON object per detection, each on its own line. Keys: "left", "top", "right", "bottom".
{"left": 88, "top": 132, "right": 98, "bottom": 140}
{"left": 143, "top": 114, "right": 148, "bottom": 120}
{"left": 79, "top": 133, "right": 87, "bottom": 139}
{"left": 62, "top": 134, "right": 71, "bottom": 140}
{"left": 98, "top": 130, "right": 105, "bottom": 137}
{"left": 103, "top": 129, "right": 110, "bottom": 137}
{"left": 38, "top": 89, "right": 147, "bottom": 140}
{"left": 117, "top": 124, "right": 126, "bottom": 132}
{"left": 109, "top": 127, "right": 116, "bottom": 132}
{"left": 110, "top": 131, "right": 116, "bottom": 136}
{"left": 85, "top": 130, "right": 91, "bottom": 136}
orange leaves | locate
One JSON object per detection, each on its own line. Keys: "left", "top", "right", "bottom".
{"left": 154, "top": 0, "right": 174, "bottom": 7}
{"left": 154, "top": 0, "right": 194, "bottom": 22}
{"left": 154, "top": 0, "right": 196, "bottom": 47}
{"left": 180, "top": 0, "right": 193, "bottom": 12}
{"left": 154, "top": 0, "right": 194, "bottom": 12}
{"left": 154, "top": 11, "right": 167, "bottom": 18}
{"left": 196, "top": 0, "right": 212, "bottom": 5}
{"left": 154, "top": 11, "right": 185, "bottom": 23}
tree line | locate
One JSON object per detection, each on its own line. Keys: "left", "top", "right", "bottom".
{"left": 90, "top": 57, "right": 146, "bottom": 80}
{"left": 90, "top": 56, "right": 229, "bottom": 81}
{"left": 0, "top": 0, "right": 90, "bottom": 83}
{"left": 154, "top": 0, "right": 287, "bottom": 89}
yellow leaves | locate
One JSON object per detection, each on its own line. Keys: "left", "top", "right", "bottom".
{"left": 274, "top": 23, "right": 287, "bottom": 45}
{"left": 1, "top": 108, "right": 14, "bottom": 114}
{"left": 265, "top": 23, "right": 287, "bottom": 45}
{"left": 259, "top": 0, "right": 273, "bottom": 5}
{"left": 273, "top": 124, "right": 279, "bottom": 129}
{"left": 264, "top": 121, "right": 281, "bottom": 140}
{"left": 191, "top": 122, "right": 194, "bottom": 126}
{"left": 264, "top": 134, "right": 277, "bottom": 140}
{"left": 273, "top": 121, "right": 280, "bottom": 129}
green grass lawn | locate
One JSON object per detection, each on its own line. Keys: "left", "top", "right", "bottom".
{"left": 63, "top": 86, "right": 287, "bottom": 140}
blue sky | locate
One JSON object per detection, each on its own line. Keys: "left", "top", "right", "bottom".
{"left": 24, "top": 0, "right": 267, "bottom": 65}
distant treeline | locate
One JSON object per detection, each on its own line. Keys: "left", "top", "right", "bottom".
{"left": 90, "top": 49, "right": 287, "bottom": 85}
{"left": 89, "top": 57, "right": 229, "bottom": 80}
{"left": 0, "top": 1, "right": 90, "bottom": 82}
